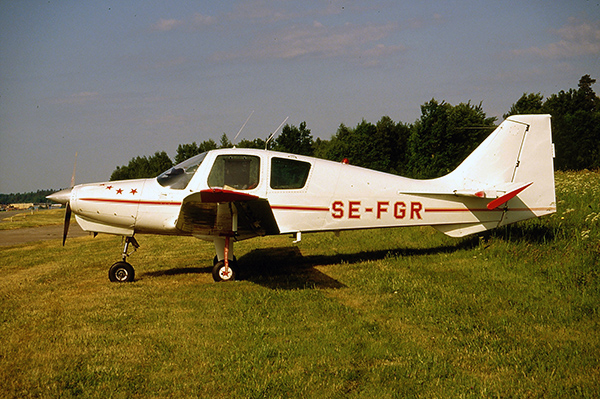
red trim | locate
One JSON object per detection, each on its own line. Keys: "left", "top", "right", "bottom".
{"left": 425, "top": 208, "right": 500, "bottom": 213}
{"left": 271, "top": 205, "right": 330, "bottom": 212}
{"left": 425, "top": 206, "right": 555, "bottom": 213}
{"left": 199, "top": 188, "right": 259, "bottom": 203}
{"left": 80, "top": 198, "right": 182, "bottom": 206}
{"left": 486, "top": 182, "right": 534, "bottom": 210}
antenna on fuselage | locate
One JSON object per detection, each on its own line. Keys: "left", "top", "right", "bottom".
{"left": 232, "top": 110, "right": 254, "bottom": 146}
{"left": 265, "top": 116, "right": 289, "bottom": 150}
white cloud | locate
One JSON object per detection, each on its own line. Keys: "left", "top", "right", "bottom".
{"left": 152, "top": 18, "right": 185, "bottom": 32}
{"left": 151, "top": 13, "right": 216, "bottom": 32}
{"left": 191, "top": 13, "right": 217, "bottom": 28}
{"left": 212, "top": 21, "right": 403, "bottom": 64}
{"left": 227, "top": 0, "right": 292, "bottom": 23}
{"left": 513, "top": 18, "right": 600, "bottom": 58}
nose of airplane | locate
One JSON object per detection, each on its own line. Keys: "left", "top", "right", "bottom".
{"left": 47, "top": 188, "right": 72, "bottom": 205}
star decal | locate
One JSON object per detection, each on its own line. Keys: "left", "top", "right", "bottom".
{"left": 130, "top": 188, "right": 138, "bottom": 195}
{"left": 106, "top": 185, "right": 113, "bottom": 190}
{"left": 116, "top": 188, "right": 123, "bottom": 194}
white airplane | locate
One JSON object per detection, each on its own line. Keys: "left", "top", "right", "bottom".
{"left": 48, "top": 114, "right": 556, "bottom": 283}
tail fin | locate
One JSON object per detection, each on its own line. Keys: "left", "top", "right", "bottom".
{"left": 434, "top": 114, "right": 556, "bottom": 236}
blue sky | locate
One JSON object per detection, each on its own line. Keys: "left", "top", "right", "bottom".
{"left": 1, "top": 0, "right": 599, "bottom": 193}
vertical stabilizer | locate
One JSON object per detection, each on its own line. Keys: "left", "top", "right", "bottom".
{"left": 434, "top": 114, "right": 556, "bottom": 236}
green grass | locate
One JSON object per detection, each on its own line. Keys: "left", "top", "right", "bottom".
{"left": 0, "top": 208, "right": 67, "bottom": 230}
{"left": 0, "top": 171, "right": 599, "bottom": 398}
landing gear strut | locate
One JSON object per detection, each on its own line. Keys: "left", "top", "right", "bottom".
{"left": 212, "top": 234, "right": 237, "bottom": 282}
{"left": 108, "top": 236, "right": 139, "bottom": 283}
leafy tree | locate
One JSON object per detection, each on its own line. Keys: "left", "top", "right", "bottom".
{"left": 324, "top": 123, "right": 354, "bottom": 163}
{"left": 312, "top": 137, "right": 331, "bottom": 160}
{"left": 320, "top": 117, "right": 411, "bottom": 174}
{"left": 272, "top": 122, "right": 314, "bottom": 156}
{"left": 503, "top": 93, "right": 545, "bottom": 118}
{"left": 0, "top": 189, "right": 57, "bottom": 204}
{"left": 542, "top": 75, "right": 600, "bottom": 170}
{"left": 174, "top": 139, "right": 217, "bottom": 164}
{"left": 407, "top": 99, "right": 496, "bottom": 178}
{"left": 110, "top": 151, "right": 173, "bottom": 181}
{"left": 237, "top": 138, "right": 266, "bottom": 149}
{"left": 375, "top": 116, "right": 411, "bottom": 174}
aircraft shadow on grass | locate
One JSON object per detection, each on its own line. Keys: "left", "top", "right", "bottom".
{"left": 486, "top": 223, "right": 557, "bottom": 244}
{"left": 141, "top": 237, "right": 480, "bottom": 290}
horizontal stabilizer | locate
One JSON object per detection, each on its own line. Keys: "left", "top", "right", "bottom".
{"left": 401, "top": 181, "right": 533, "bottom": 203}
{"left": 486, "top": 181, "right": 533, "bottom": 210}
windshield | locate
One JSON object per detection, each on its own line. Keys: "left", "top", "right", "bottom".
{"left": 157, "top": 152, "right": 208, "bottom": 189}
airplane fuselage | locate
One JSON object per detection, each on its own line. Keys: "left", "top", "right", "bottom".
{"left": 68, "top": 147, "right": 553, "bottom": 241}
{"left": 49, "top": 115, "right": 556, "bottom": 282}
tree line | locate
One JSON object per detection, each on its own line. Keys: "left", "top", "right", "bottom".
{"left": 0, "top": 190, "right": 57, "bottom": 205}
{"left": 5, "top": 75, "right": 595, "bottom": 203}
{"left": 104, "top": 74, "right": 596, "bottom": 180}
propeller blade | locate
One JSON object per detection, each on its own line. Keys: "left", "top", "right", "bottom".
{"left": 70, "top": 152, "right": 77, "bottom": 188}
{"left": 62, "top": 202, "right": 71, "bottom": 246}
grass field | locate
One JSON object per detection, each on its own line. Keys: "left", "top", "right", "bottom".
{"left": 0, "top": 208, "right": 66, "bottom": 230}
{"left": 1, "top": 171, "right": 598, "bottom": 398}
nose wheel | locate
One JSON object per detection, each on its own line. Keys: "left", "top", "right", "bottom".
{"left": 109, "top": 236, "right": 139, "bottom": 283}
{"left": 109, "top": 261, "right": 135, "bottom": 282}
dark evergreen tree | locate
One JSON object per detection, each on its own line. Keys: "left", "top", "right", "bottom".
{"left": 218, "top": 133, "right": 232, "bottom": 149}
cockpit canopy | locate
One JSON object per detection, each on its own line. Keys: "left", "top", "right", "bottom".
{"left": 157, "top": 150, "right": 313, "bottom": 192}
{"left": 157, "top": 152, "right": 208, "bottom": 189}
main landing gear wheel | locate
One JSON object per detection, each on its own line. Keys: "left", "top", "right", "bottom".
{"left": 109, "top": 261, "right": 135, "bottom": 282}
{"left": 212, "top": 260, "right": 236, "bottom": 282}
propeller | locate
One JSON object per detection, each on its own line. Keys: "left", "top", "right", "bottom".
{"left": 46, "top": 187, "right": 73, "bottom": 246}
{"left": 47, "top": 152, "right": 77, "bottom": 246}
{"left": 62, "top": 202, "right": 71, "bottom": 246}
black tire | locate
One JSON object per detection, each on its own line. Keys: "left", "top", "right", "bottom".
{"left": 212, "top": 260, "right": 236, "bottom": 282}
{"left": 109, "top": 261, "right": 135, "bottom": 283}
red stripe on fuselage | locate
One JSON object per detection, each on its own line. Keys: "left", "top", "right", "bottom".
{"left": 271, "top": 205, "right": 330, "bottom": 212}
{"left": 425, "top": 208, "right": 500, "bottom": 213}
{"left": 79, "top": 198, "right": 182, "bottom": 206}
{"left": 425, "top": 207, "right": 554, "bottom": 213}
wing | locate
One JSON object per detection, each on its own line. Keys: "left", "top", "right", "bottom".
{"left": 176, "top": 188, "right": 280, "bottom": 239}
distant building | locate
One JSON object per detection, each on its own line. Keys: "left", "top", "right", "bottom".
{"left": 9, "top": 203, "right": 34, "bottom": 210}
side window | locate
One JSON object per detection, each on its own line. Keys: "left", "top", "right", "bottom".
{"left": 208, "top": 155, "right": 260, "bottom": 190}
{"left": 270, "top": 157, "right": 311, "bottom": 189}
